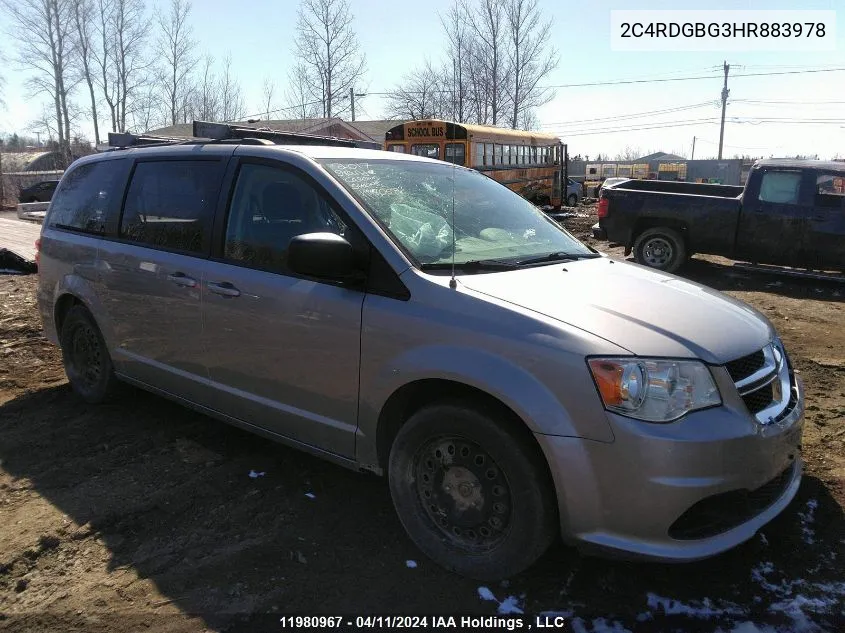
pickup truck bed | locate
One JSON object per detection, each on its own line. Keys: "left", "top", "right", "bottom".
{"left": 597, "top": 160, "right": 845, "bottom": 273}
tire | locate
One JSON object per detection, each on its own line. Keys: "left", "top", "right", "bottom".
{"left": 60, "top": 305, "right": 121, "bottom": 403}
{"left": 388, "top": 401, "right": 558, "bottom": 580}
{"left": 633, "top": 227, "right": 687, "bottom": 273}
{"left": 567, "top": 193, "right": 578, "bottom": 207}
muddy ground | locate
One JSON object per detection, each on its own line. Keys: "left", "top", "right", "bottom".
{"left": 1, "top": 209, "right": 843, "bottom": 632}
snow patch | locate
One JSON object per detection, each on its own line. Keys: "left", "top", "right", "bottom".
{"left": 304, "top": 492, "right": 316, "bottom": 499}
{"left": 247, "top": 470, "right": 265, "bottom": 478}
{"left": 797, "top": 499, "right": 818, "bottom": 545}
{"left": 477, "top": 586, "right": 524, "bottom": 614}
{"left": 405, "top": 560, "right": 417, "bottom": 569}
{"left": 646, "top": 593, "right": 745, "bottom": 618}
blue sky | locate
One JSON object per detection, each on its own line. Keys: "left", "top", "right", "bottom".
{"left": 1, "top": 0, "right": 843, "bottom": 158}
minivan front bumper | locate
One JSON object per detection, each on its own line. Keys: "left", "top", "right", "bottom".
{"left": 537, "top": 376, "right": 804, "bottom": 562}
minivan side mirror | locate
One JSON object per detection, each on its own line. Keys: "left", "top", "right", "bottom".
{"left": 288, "top": 232, "right": 364, "bottom": 284}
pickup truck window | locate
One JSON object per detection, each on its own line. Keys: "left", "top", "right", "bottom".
{"left": 758, "top": 171, "right": 801, "bottom": 205}
{"left": 322, "top": 159, "right": 593, "bottom": 266}
{"left": 815, "top": 174, "right": 845, "bottom": 209}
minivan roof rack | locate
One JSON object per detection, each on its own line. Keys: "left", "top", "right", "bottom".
{"left": 193, "top": 120, "right": 357, "bottom": 147}
{"left": 106, "top": 120, "right": 360, "bottom": 150}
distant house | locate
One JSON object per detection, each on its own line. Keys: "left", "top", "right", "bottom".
{"left": 635, "top": 151, "right": 686, "bottom": 162}
{"left": 146, "top": 118, "right": 400, "bottom": 149}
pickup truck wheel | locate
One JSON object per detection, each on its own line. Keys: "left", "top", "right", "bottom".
{"left": 388, "top": 401, "right": 557, "bottom": 580}
{"left": 567, "top": 193, "right": 578, "bottom": 207}
{"left": 60, "top": 305, "right": 121, "bottom": 403}
{"left": 633, "top": 227, "right": 687, "bottom": 273}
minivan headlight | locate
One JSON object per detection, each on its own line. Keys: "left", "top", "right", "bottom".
{"left": 587, "top": 358, "right": 721, "bottom": 422}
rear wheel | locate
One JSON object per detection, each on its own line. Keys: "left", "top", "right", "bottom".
{"left": 60, "top": 305, "right": 121, "bottom": 403}
{"left": 633, "top": 227, "right": 687, "bottom": 273}
{"left": 567, "top": 193, "right": 578, "bottom": 207}
{"left": 388, "top": 401, "right": 557, "bottom": 580}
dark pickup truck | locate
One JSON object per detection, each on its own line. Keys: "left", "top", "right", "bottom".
{"left": 595, "top": 159, "right": 845, "bottom": 273}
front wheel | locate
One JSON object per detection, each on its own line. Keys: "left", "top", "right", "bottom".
{"left": 388, "top": 401, "right": 558, "bottom": 580}
{"left": 633, "top": 227, "right": 687, "bottom": 273}
{"left": 567, "top": 193, "right": 578, "bottom": 207}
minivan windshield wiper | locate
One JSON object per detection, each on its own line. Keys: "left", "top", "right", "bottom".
{"left": 515, "top": 252, "right": 601, "bottom": 266}
{"left": 420, "top": 259, "right": 520, "bottom": 272}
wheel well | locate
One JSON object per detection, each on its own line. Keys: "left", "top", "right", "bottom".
{"left": 376, "top": 379, "right": 546, "bottom": 472}
{"left": 631, "top": 219, "right": 688, "bottom": 248}
{"left": 54, "top": 294, "right": 82, "bottom": 336}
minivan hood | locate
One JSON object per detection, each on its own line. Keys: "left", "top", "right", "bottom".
{"left": 458, "top": 258, "right": 773, "bottom": 364}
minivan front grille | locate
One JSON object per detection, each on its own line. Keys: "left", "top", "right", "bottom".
{"left": 725, "top": 350, "right": 765, "bottom": 383}
{"left": 726, "top": 341, "right": 792, "bottom": 424}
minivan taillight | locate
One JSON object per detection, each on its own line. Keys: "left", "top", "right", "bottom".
{"left": 35, "top": 238, "right": 41, "bottom": 266}
{"left": 597, "top": 198, "right": 609, "bottom": 218}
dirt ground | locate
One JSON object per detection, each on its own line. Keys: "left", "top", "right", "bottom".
{"left": 1, "top": 209, "right": 843, "bottom": 632}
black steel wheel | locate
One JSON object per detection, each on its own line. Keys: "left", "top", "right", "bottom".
{"left": 60, "top": 305, "right": 121, "bottom": 403}
{"left": 388, "top": 401, "right": 557, "bottom": 580}
{"left": 633, "top": 227, "right": 687, "bottom": 273}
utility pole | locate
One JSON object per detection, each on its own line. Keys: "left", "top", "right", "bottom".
{"left": 350, "top": 87, "right": 356, "bottom": 122}
{"left": 691, "top": 136, "right": 696, "bottom": 160}
{"left": 718, "top": 61, "right": 730, "bottom": 160}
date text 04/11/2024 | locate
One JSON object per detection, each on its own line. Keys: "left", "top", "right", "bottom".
{"left": 277, "top": 615, "right": 570, "bottom": 630}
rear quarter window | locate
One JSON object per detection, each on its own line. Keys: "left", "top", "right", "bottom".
{"left": 48, "top": 159, "right": 127, "bottom": 235}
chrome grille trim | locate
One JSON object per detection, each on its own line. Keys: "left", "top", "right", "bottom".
{"left": 729, "top": 340, "right": 792, "bottom": 425}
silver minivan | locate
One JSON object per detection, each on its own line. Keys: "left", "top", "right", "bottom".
{"left": 37, "top": 127, "right": 804, "bottom": 580}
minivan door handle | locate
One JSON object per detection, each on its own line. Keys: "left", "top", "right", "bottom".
{"left": 207, "top": 281, "right": 241, "bottom": 298}
{"left": 167, "top": 272, "right": 197, "bottom": 287}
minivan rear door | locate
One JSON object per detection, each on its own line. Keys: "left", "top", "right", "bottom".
{"left": 200, "top": 157, "right": 365, "bottom": 458}
{"left": 97, "top": 153, "right": 229, "bottom": 401}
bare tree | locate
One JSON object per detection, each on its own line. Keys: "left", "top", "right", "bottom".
{"left": 613, "top": 146, "right": 642, "bottom": 161}
{"left": 261, "top": 77, "right": 276, "bottom": 120}
{"left": 94, "top": 0, "right": 149, "bottom": 132}
{"left": 71, "top": 0, "right": 101, "bottom": 144}
{"left": 189, "top": 54, "right": 221, "bottom": 121}
{"left": 219, "top": 53, "right": 245, "bottom": 122}
{"left": 463, "top": 0, "right": 509, "bottom": 125}
{"left": 384, "top": 61, "right": 448, "bottom": 120}
{"left": 440, "top": 1, "right": 470, "bottom": 123}
{"left": 504, "top": 0, "right": 556, "bottom": 129}
{"left": 283, "top": 62, "right": 321, "bottom": 120}
{"left": 293, "top": 0, "right": 366, "bottom": 119}
{"left": 1, "top": 0, "right": 77, "bottom": 163}
{"left": 156, "top": 0, "right": 196, "bottom": 126}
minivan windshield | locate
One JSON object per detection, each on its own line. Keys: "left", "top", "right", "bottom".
{"left": 320, "top": 159, "right": 595, "bottom": 268}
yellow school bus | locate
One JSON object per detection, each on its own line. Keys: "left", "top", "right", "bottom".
{"left": 385, "top": 119, "right": 567, "bottom": 208}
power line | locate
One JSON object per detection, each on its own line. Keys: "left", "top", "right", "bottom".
{"left": 361, "top": 66, "right": 845, "bottom": 98}
{"left": 538, "top": 102, "right": 717, "bottom": 128}
{"left": 552, "top": 116, "right": 845, "bottom": 137}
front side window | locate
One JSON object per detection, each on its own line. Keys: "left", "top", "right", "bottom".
{"left": 758, "top": 171, "right": 802, "bottom": 205}
{"left": 223, "top": 163, "right": 347, "bottom": 273}
{"left": 48, "top": 159, "right": 126, "bottom": 235}
{"left": 120, "top": 160, "right": 220, "bottom": 253}
{"left": 411, "top": 144, "right": 439, "bottom": 160}
{"left": 321, "top": 159, "right": 594, "bottom": 266}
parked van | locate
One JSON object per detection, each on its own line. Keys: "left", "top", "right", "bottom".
{"left": 37, "top": 122, "right": 804, "bottom": 580}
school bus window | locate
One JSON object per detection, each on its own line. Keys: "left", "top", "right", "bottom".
{"left": 411, "top": 144, "right": 439, "bottom": 159}
{"left": 520, "top": 146, "right": 527, "bottom": 165}
{"left": 495, "top": 144, "right": 503, "bottom": 165}
{"left": 388, "top": 144, "right": 405, "bottom": 153}
{"left": 485, "top": 143, "right": 494, "bottom": 167}
{"left": 445, "top": 143, "right": 465, "bottom": 166}
{"left": 474, "top": 142, "right": 484, "bottom": 167}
